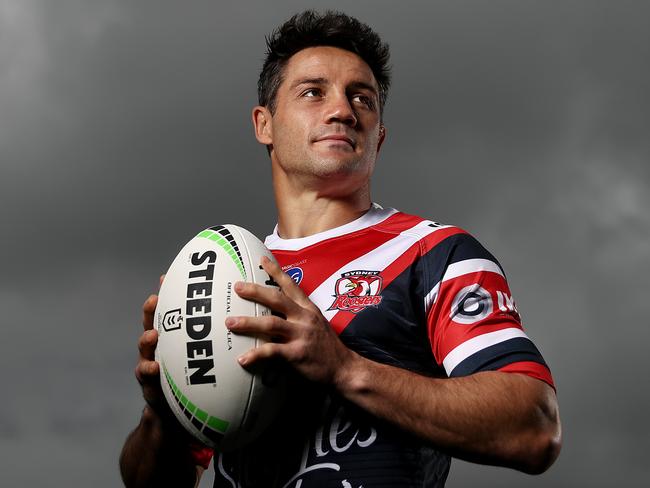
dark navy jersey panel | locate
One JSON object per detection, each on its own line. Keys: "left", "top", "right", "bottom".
{"left": 340, "top": 262, "right": 441, "bottom": 376}
{"left": 417, "top": 232, "right": 506, "bottom": 292}
{"left": 450, "top": 338, "right": 548, "bottom": 377}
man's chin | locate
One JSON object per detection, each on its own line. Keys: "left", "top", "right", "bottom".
{"left": 309, "top": 158, "right": 366, "bottom": 179}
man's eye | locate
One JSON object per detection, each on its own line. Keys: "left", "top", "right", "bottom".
{"left": 353, "top": 94, "right": 374, "bottom": 109}
{"left": 302, "top": 88, "right": 321, "bottom": 97}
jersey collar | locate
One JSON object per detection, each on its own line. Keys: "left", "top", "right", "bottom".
{"left": 264, "top": 203, "right": 397, "bottom": 251}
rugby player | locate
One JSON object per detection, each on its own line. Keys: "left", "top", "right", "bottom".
{"left": 120, "top": 10, "right": 561, "bottom": 487}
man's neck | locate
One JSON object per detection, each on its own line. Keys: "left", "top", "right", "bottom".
{"left": 275, "top": 191, "right": 372, "bottom": 239}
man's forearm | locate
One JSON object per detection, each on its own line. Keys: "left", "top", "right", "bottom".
{"left": 119, "top": 406, "right": 199, "bottom": 488}
{"left": 335, "top": 353, "right": 561, "bottom": 474}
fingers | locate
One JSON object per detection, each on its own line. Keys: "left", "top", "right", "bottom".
{"left": 135, "top": 357, "right": 169, "bottom": 415}
{"left": 138, "top": 328, "right": 158, "bottom": 360}
{"left": 135, "top": 331, "right": 159, "bottom": 387}
{"left": 226, "top": 314, "right": 292, "bottom": 340}
{"left": 234, "top": 256, "right": 315, "bottom": 315}
{"left": 135, "top": 280, "right": 172, "bottom": 416}
{"left": 135, "top": 357, "right": 160, "bottom": 384}
{"left": 237, "top": 341, "right": 286, "bottom": 367}
{"left": 142, "top": 294, "right": 158, "bottom": 330}
{"left": 136, "top": 330, "right": 160, "bottom": 385}
{"left": 234, "top": 280, "right": 299, "bottom": 316}
{"left": 136, "top": 329, "right": 159, "bottom": 385}
{"left": 260, "top": 255, "right": 311, "bottom": 307}
{"left": 135, "top": 328, "right": 168, "bottom": 411}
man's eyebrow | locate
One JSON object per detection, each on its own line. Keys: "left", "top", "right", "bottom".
{"left": 290, "top": 77, "right": 328, "bottom": 90}
{"left": 348, "top": 81, "right": 379, "bottom": 96}
{"left": 289, "top": 78, "right": 378, "bottom": 96}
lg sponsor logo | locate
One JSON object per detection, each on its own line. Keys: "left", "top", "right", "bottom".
{"left": 450, "top": 284, "right": 518, "bottom": 324}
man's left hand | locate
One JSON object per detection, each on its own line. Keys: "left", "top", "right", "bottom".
{"left": 225, "top": 255, "right": 354, "bottom": 386}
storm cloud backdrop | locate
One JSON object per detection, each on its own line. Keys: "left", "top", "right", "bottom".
{"left": 1, "top": 1, "right": 649, "bottom": 486}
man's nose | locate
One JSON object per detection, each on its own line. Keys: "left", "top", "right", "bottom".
{"left": 325, "top": 93, "right": 357, "bottom": 127}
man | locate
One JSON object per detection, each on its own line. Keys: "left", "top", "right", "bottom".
{"left": 120, "top": 10, "right": 561, "bottom": 488}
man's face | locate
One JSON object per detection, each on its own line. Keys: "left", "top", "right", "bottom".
{"left": 254, "top": 46, "right": 385, "bottom": 192}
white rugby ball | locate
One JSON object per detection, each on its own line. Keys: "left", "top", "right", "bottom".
{"left": 154, "top": 224, "right": 285, "bottom": 450}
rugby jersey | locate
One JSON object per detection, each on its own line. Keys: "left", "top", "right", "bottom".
{"left": 208, "top": 203, "right": 553, "bottom": 487}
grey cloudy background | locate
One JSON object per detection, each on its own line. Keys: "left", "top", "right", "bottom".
{"left": 1, "top": 0, "right": 648, "bottom": 486}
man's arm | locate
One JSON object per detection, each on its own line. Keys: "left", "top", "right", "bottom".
{"left": 334, "top": 357, "right": 560, "bottom": 473}
{"left": 119, "top": 293, "right": 202, "bottom": 488}
{"left": 227, "top": 256, "right": 561, "bottom": 474}
{"left": 119, "top": 405, "right": 201, "bottom": 487}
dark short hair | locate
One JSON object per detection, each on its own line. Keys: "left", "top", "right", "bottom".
{"left": 258, "top": 10, "right": 391, "bottom": 116}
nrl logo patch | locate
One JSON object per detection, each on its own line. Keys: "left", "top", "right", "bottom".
{"left": 328, "top": 270, "right": 384, "bottom": 314}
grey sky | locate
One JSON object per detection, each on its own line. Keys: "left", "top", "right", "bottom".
{"left": 1, "top": 1, "right": 649, "bottom": 486}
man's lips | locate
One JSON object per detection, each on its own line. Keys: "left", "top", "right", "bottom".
{"left": 314, "top": 134, "right": 356, "bottom": 148}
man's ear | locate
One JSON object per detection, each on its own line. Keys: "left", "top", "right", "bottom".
{"left": 252, "top": 106, "right": 273, "bottom": 145}
{"left": 377, "top": 124, "right": 386, "bottom": 153}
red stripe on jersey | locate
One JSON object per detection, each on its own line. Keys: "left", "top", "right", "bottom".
{"left": 420, "top": 226, "right": 469, "bottom": 253}
{"left": 498, "top": 361, "right": 555, "bottom": 390}
{"left": 371, "top": 211, "right": 425, "bottom": 234}
{"left": 189, "top": 444, "right": 214, "bottom": 469}
{"left": 329, "top": 226, "right": 468, "bottom": 335}
{"left": 271, "top": 212, "right": 425, "bottom": 297}
{"left": 428, "top": 270, "right": 523, "bottom": 364}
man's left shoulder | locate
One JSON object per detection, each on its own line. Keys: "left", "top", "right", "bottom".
{"left": 372, "top": 207, "right": 455, "bottom": 236}
{"left": 378, "top": 208, "right": 483, "bottom": 254}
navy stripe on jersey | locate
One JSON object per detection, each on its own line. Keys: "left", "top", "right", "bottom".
{"left": 449, "top": 337, "right": 547, "bottom": 377}
{"left": 424, "top": 233, "right": 504, "bottom": 281}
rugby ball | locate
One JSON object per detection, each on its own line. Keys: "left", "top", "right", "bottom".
{"left": 154, "top": 224, "right": 285, "bottom": 451}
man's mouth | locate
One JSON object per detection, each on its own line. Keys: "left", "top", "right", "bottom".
{"left": 314, "top": 134, "right": 356, "bottom": 148}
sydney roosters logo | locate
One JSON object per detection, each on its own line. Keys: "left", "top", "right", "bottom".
{"left": 328, "top": 270, "right": 384, "bottom": 313}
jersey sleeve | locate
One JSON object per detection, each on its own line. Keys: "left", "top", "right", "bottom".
{"left": 420, "top": 228, "right": 554, "bottom": 388}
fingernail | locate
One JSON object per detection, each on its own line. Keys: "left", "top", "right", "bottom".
{"left": 238, "top": 354, "right": 248, "bottom": 366}
{"left": 261, "top": 255, "right": 269, "bottom": 264}
{"left": 225, "top": 317, "right": 237, "bottom": 328}
{"left": 234, "top": 281, "right": 244, "bottom": 292}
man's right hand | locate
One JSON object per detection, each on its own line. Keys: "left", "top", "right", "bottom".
{"left": 135, "top": 289, "right": 170, "bottom": 416}
{"left": 120, "top": 276, "right": 201, "bottom": 488}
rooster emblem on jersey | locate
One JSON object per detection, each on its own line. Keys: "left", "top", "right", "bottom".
{"left": 328, "top": 270, "right": 384, "bottom": 314}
